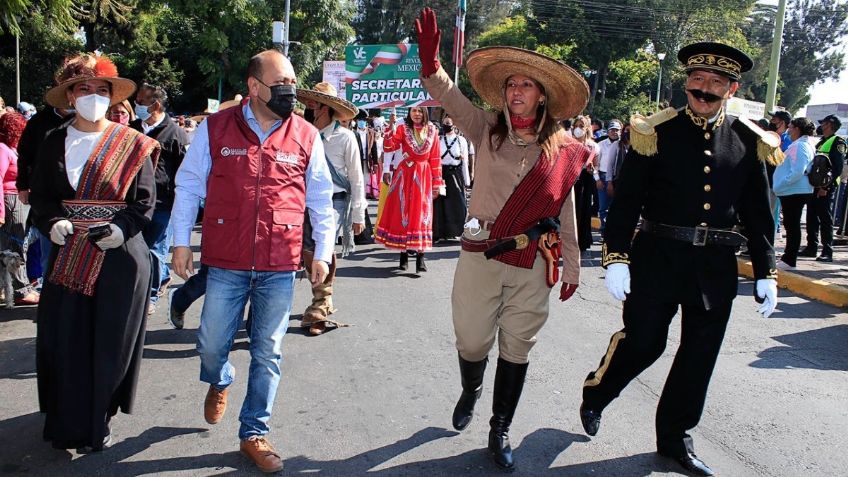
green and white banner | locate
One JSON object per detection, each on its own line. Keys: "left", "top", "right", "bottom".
{"left": 345, "top": 44, "right": 439, "bottom": 110}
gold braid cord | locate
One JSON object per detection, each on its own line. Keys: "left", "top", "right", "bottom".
{"left": 601, "top": 243, "right": 630, "bottom": 268}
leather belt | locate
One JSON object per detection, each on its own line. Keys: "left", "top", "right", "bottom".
{"left": 332, "top": 191, "right": 348, "bottom": 200}
{"left": 461, "top": 235, "right": 530, "bottom": 253}
{"left": 639, "top": 220, "right": 746, "bottom": 247}
{"left": 442, "top": 164, "right": 461, "bottom": 171}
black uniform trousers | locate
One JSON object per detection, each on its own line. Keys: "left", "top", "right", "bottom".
{"left": 574, "top": 170, "right": 595, "bottom": 250}
{"left": 805, "top": 186, "right": 836, "bottom": 256}
{"left": 583, "top": 292, "right": 732, "bottom": 457}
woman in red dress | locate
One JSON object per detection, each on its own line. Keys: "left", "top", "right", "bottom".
{"left": 375, "top": 106, "right": 444, "bottom": 272}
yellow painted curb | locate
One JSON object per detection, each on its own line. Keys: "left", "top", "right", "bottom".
{"left": 737, "top": 258, "right": 848, "bottom": 308}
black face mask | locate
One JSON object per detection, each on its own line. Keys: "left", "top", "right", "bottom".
{"left": 255, "top": 77, "right": 296, "bottom": 120}
{"left": 442, "top": 124, "right": 454, "bottom": 135}
{"left": 686, "top": 89, "right": 723, "bottom": 103}
{"left": 816, "top": 125, "right": 824, "bottom": 136}
{"left": 304, "top": 108, "right": 316, "bottom": 124}
{"left": 767, "top": 123, "right": 778, "bottom": 132}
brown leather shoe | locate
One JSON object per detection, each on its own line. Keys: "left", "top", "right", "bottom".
{"left": 204, "top": 385, "right": 228, "bottom": 424}
{"left": 240, "top": 436, "right": 284, "bottom": 473}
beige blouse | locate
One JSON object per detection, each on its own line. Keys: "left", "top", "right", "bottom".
{"left": 422, "top": 67, "right": 580, "bottom": 284}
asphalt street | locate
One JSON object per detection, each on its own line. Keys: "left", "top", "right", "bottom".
{"left": 1, "top": 229, "right": 846, "bottom": 476}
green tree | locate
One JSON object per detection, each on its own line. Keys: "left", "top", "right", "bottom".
{"left": 743, "top": 0, "right": 847, "bottom": 113}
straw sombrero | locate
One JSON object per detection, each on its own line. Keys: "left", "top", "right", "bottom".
{"left": 44, "top": 53, "right": 137, "bottom": 109}
{"left": 296, "top": 82, "right": 358, "bottom": 121}
{"left": 218, "top": 94, "right": 244, "bottom": 111}
{"left": 466, "top": 47, "right": 589, "bottom": 120}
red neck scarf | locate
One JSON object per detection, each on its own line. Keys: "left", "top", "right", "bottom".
{"left": 510, "top": 115, "right": 537, "bottom": 130}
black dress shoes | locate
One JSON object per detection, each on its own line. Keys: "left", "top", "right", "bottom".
{"left": 816, "top": 254, "right": 834, "bottom": 262}
{"left": 579, "top": 403, "right": 601, "bottom": 436}
{"left": 798, "top": 246, "right": 818, "bottom": 258}
{"left": 658, "top": 450, "right": 715, "bottom": 476}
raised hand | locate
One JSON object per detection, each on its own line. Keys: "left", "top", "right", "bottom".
{"left": 415, "top": 8, "right": 442, "bottom": 77}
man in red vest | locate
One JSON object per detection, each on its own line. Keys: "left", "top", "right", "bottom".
{"left": 171, "top": 50, "right": 335, "bottom": 473}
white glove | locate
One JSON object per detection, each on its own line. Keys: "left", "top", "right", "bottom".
{"left": 605, "top": 263, "right": 631, "bottom": 301}
{"left": 438, "top": 185, "right": 447, "bottom": 196}
{"left": 96, "top": 224, "right": 125, "bottom": 250}
{"left": 50, "top": 220, "right": 74, "bottom": 245}
{"left": 756, "top": 278, "right": 778, "bottom": 318}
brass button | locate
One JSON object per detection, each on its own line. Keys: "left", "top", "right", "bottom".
{"left": 704, "top": 150, "right": 712, "bottom": 156}
{"left": 704, "top": 132, "right": 711, "bottom": 140}
{"left": 704, "top": 184, "right": 712, "bottom": 192}
{"left": 704, "top": 166, "right": 711, "bottom": 173}
{"left": 703, "top": 203, "right": 711, "bottom": 210}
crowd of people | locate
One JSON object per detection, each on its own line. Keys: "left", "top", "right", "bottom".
{"left": 0, "top": 6, "right": 845, "bottom": 476}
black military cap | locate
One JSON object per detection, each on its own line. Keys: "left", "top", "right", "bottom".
{"left": 769, "top": 110, "right": 791, "bottom": 124}
{"left": 818, "top": 114, "right": 842, "bottom": 130}
{"left": 677, "top": 42, "right": 753, "bottom": 81}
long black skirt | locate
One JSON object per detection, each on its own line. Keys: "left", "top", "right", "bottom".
{"left": 36, "top": 233, "right": 152, "bottom": 449}
{"left": 433, "top": 165, "right": 467, "bottom": 241}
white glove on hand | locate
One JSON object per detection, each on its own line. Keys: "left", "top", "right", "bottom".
{"left": 96, "top": 224, "right": 125, "bottom": 250}
{"left": 50, "top": 220, "right": 74, "bottom": 245}
{"left": 756, "top": 278, "right": 778, "bottom": 318}
{"left": 605, "top": 263, "right": 631, "bottom": 301}
{"left": 438, "top": 185, "right": 447, "bottom": 196}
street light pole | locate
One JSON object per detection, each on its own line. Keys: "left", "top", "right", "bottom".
{"left": 765, "top": 0, "right": 787, "bottom": 114}
{"left": 284, "top": 0, "right": 291, "bottom": 55}
{"left": 655, "top": 52, "right": 666, "bottom": 112}
{"left": 15, "top": 33, "right": 21, "bottom": 105}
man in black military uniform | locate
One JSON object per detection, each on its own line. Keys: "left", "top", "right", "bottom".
{"left": 799, "top": 114, "right": 845, "bottom": 262}
{"left": 578, "top": 42, "right": 781, "bottom": 477}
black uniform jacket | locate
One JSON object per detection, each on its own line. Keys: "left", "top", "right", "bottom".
{"left": 603, "top": 108, "right": 776, "bottom": 309}
{"left": 130, "top": 117, "right": 188, "bottom": 211}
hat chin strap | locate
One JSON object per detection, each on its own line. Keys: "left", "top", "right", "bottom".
{"left": 503, "top": 94, "right": 546, "bottom": 143}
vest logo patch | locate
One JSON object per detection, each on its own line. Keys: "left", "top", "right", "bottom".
{"left": 221, "top": 147, "right": 248, "bottom": 157}
{"left": 275, "top": 151, "right": 300, "bottom": 164}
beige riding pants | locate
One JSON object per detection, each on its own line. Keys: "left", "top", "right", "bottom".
{"left": 452, "top": 229, "right": 552, "bottom": 364}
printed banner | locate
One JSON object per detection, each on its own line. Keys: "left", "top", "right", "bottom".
{"left": 322, "top": 60, "right": 347, "bottom": 99}
{"left": 345, "top": 44, "right": 439, "bottom": 110}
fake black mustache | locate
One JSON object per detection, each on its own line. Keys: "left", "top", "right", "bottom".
{"left": 687, "top": 89, "right": 723, "bottom": 103}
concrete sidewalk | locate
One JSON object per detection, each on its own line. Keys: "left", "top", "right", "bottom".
{"left": 738, "top": 231, "right": 848, "bottom": 308}
{"left": 590, "top": 217, "right": 848, "bottom": 308}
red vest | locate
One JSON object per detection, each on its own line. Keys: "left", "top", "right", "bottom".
{"left": 490, "top": 141, "right": 588, "bottom": 269}
{"left": 202, "top": 103, "right": 316, "bottom": 271}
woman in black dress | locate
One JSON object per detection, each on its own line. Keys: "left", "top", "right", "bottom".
{"left": 30, "top": 53, "right": 159, "bottom": 451}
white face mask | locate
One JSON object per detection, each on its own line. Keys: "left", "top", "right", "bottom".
{"left": 572, "top": 127, "right": 585, "bottom": 139}
{"left": 74, "top": 94, "right": 111, "bottom": 122}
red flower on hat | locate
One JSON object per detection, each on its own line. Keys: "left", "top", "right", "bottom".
{"left": 93, "top": 56, "right": 119, "bottom": 78}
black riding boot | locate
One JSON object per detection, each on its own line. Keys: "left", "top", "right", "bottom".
{"left": 416, "top": 252, "right": 427, "bottom": 272}
{"left": 399, "top": 252, "right": 408, "bottom": 270}
{"left": 488, "top": 358, "right": 528, "bottom": 472}
{"left": 452, "top": 355, "right": 488, "bottom": 431}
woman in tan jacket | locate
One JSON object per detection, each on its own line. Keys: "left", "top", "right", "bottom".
{"left": 416, "top": 8, "right": 591, "bottom": 471}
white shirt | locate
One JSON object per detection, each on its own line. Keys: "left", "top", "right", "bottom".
{"left": 142, "top": 114, "right": 166, "bottom": 135}
{"left": 321, "top": 121, "right": 367, "bottom": 224}
{"left": 597, "top": 137, "right": 620, "bottom": 174}
{"left": 439, "top": 133, "right": 470, "bottom": 186}
{"left": 64, "top": 126, "right": 105, "bottom": 190}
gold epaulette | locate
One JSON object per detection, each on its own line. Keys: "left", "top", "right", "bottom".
{"left": 629, "top": 107, "right": 678, "bottom": 156}
{"left": 736, "top": 115, "right": 785, "bottom": 166}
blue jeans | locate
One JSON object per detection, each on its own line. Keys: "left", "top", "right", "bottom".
{"left": 196, "top": 267, "right": 295, "bottom": 439}
{"left": 597, "top": 171, "right": 610, "bottom": 233}
{"left": 143, "top": 209, "right": 173, "bottom": 304}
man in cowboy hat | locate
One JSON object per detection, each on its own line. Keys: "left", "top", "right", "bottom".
{"left": 581, "top": 42, "right": 781, "bottom": 476}
{"left": 171, "top": 49, "right": 335, "bottom": 473}
{"left": 296, "top": 82, "right": 365, "bottom": 335}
